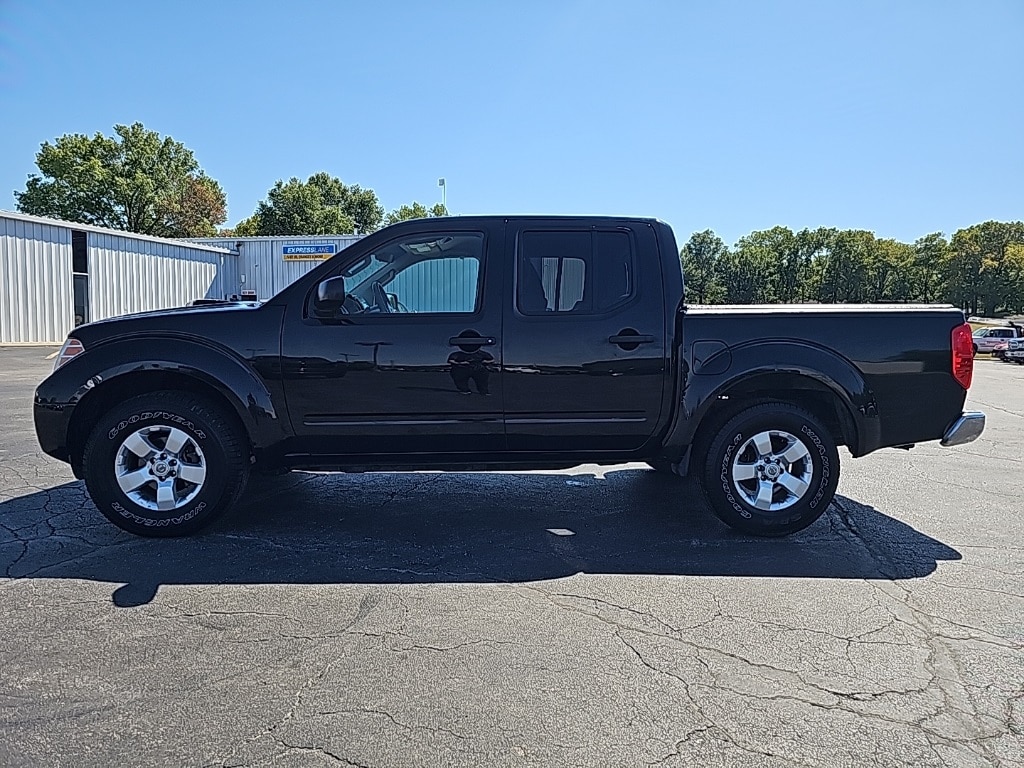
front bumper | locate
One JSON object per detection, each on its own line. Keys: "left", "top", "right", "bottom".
{"left": 34, "top": 394, "right": 75, "bottom": 463}
{"left": 940, "top": 411, "right": 986, "bottom": 447}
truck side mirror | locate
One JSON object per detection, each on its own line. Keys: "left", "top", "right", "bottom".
{"left": 312, "top": 276, "right": 347, "bottom": 318}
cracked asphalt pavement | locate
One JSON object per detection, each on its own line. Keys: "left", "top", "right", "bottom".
{"left": 1, "top": 347, "right": 1021, "bottom": 767}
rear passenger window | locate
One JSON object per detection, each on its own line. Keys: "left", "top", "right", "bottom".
{"left": 517, "top": 229, "right": 635, "bottom": 315}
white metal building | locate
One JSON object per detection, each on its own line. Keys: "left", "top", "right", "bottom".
{"left": 187, "top": 234, "right": 362, "bottom": 299}
{"left": 0, "top": 211, "right": 238, "bottom": 344}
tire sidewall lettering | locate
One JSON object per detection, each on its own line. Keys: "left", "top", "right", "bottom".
{"left": 107, "top": 411, "right": 207, "bottom": 441}
{"left": 111, "top": 500, "right": 207, "bottom": 527}
{"left": 719, "top": 432, "right": 751, "bottom": 518}
{"left": 799, "top": 424, "right": 831, "bottom": 509}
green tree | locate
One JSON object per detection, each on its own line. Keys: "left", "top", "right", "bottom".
{"left": 1004, "top": 243, "right": 1024, "bottom": 314}
{"left": 385, "top": 202, "right": 448, "bottom": 226}
{"left": 730, "top": 226, "right": 809, "bottom": 303}
{"left": 250, "top": 172, "right": 384, "bottom": 235}
{"left": 218, "top": 214, "right": 262, "bottom": 237}
{"left": 945, "top": 221, "right": 1024, "bottom": 315}
{"left": 910, "top": 233, "right": 947, "bottom": 303}
{"left": 14, "top": 122, "right": 226, "bottom": 237}
{"left": 679, "top": 230, "right": 726, "bottom": 303}
{"left": 718, "top": 241, "right": 776, "bottom": 304}
{"left": 808, "top": 229, "right": 872, "bottom": 303}
{"left": 793, "top": 228, "right": 838, "bottom": 302}
{"left": 864, "top": 237, "right": 914, "bottom": 302}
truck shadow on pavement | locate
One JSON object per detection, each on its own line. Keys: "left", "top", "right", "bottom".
{"left": 0, "top": 468, "right": 961, "bottom": 607}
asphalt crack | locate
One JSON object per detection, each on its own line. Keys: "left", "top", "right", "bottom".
{"left": 312, "top": 707, "right": 468, "bottom": 741}
{"left": 271, "top": 739, "right": 367, "bottom": 767}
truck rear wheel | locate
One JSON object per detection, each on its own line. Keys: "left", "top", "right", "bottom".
{"left": 699, "top": 403, "right": 840, "bottom": 537}
{"left": 82, "top": 391, "right": 250, "bottom": 537}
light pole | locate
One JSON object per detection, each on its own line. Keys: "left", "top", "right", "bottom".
{"left": 438, "top": 177, "right": 446, "bottom": 213}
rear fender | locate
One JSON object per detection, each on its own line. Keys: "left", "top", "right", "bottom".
{"left": 663, "top": 339, "right": 880, "bottom": 460}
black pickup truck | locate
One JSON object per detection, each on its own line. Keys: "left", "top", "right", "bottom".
{"left": 34, "top": 216, "right": 984, "bottom": 538}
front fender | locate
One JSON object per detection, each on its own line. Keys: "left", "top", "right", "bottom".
{"left": 38, "top": 336, "right": 286, "bottom": 451}
{"left": 663, "top": 339, "right": 880, "bottom": 458}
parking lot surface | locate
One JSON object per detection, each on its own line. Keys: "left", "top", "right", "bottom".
{"left": 1, "top": 346, "right": 1022, "bottom": 767}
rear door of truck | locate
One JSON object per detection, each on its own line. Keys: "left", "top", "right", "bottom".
{"left": 501, "top": 219, "right": 667, "bottom": 453}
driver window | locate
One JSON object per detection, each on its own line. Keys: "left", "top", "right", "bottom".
{"left": 342, "top": 232, "right": 484, "bottom": 315}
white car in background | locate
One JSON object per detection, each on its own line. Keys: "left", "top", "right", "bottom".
{"left": 972, "top": 325, "right": 1023, "bottom": 354}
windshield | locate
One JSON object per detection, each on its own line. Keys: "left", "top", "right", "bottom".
{"left": 342, "top": 254, "right": 390, "bottom": 285}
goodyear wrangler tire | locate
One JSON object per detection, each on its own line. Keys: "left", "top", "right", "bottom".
{"left": 82, "top": 391, "right": 249, "bottom": 537}
{"left": 700, "top": 403, "right": 840, "bottom": 537}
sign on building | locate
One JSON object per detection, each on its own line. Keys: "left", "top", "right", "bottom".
{"left": 282, "top": 244, "right": 337, "bottom": 261}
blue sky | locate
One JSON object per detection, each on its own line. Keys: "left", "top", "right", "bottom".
{"left": 0, "top": 0, "right": 1021, "bottom": 245}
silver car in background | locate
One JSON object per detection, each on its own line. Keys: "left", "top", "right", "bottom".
{"left": 1005, "top": 337, "right": 1024, "bottom": 364}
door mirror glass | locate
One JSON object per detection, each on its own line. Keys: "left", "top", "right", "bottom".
{"left": 313, "top": 275, "right": 347, "bottom": 317}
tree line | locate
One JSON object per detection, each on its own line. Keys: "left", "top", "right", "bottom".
{"left": 682, "top": 222, "right": 1024, "bottom": 316}
{"left": 13, "top": 123, "right": 446, "bottom": 240}
{"left": 13, "top": 124, "right": 1023, "bottom": 314}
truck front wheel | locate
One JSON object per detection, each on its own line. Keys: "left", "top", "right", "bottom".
{"left": 699, "top": 403, "right": 840, "bottom": 537}
{"left": 81, "top": 391, "right": 250, "bottom": 537}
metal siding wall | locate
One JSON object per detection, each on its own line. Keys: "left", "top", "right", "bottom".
{"left": 0, "top": 216, "right": 74, "bottom": 343}
{"left": 88, "top": 234, "right": 233, "bottom": 321}
{"left": 188, "top": 236, "right": 362, "bottom": 298}
{"left": 388, "top": 258, "right": 479, "bottom": 313}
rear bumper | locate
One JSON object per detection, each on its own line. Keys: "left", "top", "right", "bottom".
{"left": 940, "top": 411, "right": 985, "bottom": 447}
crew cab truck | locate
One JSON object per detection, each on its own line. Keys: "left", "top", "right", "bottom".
{"left": 34, "top": 216, "right": 985, "bottom": 538}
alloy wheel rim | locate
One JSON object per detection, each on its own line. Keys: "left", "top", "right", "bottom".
{"left": 114, "top": 425, "right": 207, "bottom": 512}
{"left": 730, "top": 429, "right": 814, "bottom": 513}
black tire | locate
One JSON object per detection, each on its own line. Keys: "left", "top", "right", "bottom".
{"left": 82, "top": 391, "right": 250, "bottom": 537}
{"left": 699, "top": 402, "right": 840, "bottom": 537}
{"left": 972, "top": 343, "right": 978, "bottom": 355}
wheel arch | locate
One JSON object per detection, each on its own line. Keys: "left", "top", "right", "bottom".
{"left": 660, "top": 339, "right": 879, "bottom": 472}
{"left": 62, "top": 339, "right": 283, "bottom": 475}
{"left": 67, "top": 369, "right": 253, "bottom": 476}
{"left": 702, "top": 370, "right": 859, "bottom": 450}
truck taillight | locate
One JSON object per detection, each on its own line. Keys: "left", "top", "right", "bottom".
{"left": 54, "top": 338, "right": 85, "bottom": 371}
{"left": 951, "top": 323, "right": 974, "bottom": 389}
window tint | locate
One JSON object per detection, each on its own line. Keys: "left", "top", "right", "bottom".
{"left": 593, "top": 231, "right": 633, "bottom": 312}
{"left": 343, "top": 232, "right": 484, "bottom": 315}
{"left": 518, "top": 229, "right": 635, "bottom": 315}
{"left": 518, "top": 231, "right": 588, "bottom": 313}
{"left": 389, "top": 257, "right": 480, "bottom": 313}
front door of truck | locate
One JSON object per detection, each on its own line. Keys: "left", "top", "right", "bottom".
{"left": 281, "top": 223, "right": 505, "bottom": 456}
{"left": 501, "top": 221, "right": 667, "bottom": 453}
